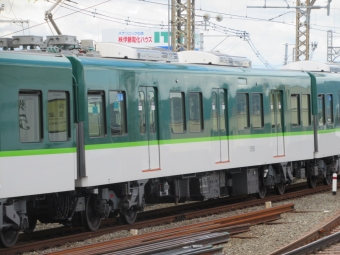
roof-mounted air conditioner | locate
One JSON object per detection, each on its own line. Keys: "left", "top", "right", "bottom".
{"left": 281, "top": 61, "right": 340, "bottom": 73}
{"left": 177, "top": 51, "right": 252, "bottom": 68}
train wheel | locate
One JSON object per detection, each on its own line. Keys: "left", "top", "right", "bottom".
{"left": 307, "top": 173, "right": 317, "bottom": 189}
{"left": 0, "top": 227, "right": 19, "bottom": 248}
{"left": 275, "top": 182, "right": 285, "bottom": 195}
{"left": 257, "top": 168, "right": 267, "bottom": 199}
{"left": 121, "top": 208, "right": 138, "bottom": 224}
{"left": 23, "top": 216, "right": 37, "bottom": 234}
{"left": 81, "top": 194, "right": 101, "bottom": 231}
{"left": 323, "top": 170, "right": 332, "bottom": 186}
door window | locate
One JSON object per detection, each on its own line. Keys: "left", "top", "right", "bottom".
{"left": 326, "top": 94, "right": 333, "bottom": 124}
{"left": 149, "top": 91, "right": 156, "bottom": 134}
{"left": 220, "top": 92, "right": 226, "bottom": 131}
{"left": 212, "top": 92, "right": 218, "bottom": 132}
{"left": 139, "top": 91, "right": 146, "bottom": 134}
{"left": 318, "top": 94, "right": 325, "bottom": 126}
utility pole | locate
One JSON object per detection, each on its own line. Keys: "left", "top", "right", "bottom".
{"left": 295, "top": 0, "right": 315, "bottom": 61}
{"left": 171, "top": 0, "right": 195, "bottom": 52}
{"left": 248, "top": 0, "right": 332, "bottom": 61}
{"left": 327, "top": 30, "right": 340, "bottom": 62}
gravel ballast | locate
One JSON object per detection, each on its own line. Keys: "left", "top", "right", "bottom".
{"left": 23, "top": 190, "right": 340, "bottom": 255}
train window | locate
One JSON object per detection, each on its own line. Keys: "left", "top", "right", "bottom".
{"left": 252, "top": 93, "right": 263, "bottom": 128}
{"left": 318, "top": 94, "right": 325, "bottom": 126}
{"left": 139, "top": 91, "right": 146, "bottom": 134}
{"left": 237, "top": 93, "right": 249, "bottom": 130}
{"left": 270, "top": 94, "right": 275, "bottom": 128}
{"left": 326, "top": 94, "right": 333, "bottom": 124}
{"left": 170, "top": 92, "right": 186, "bottom": 133}
{"left": 48, "top": 91, "right": 70, "bottom": 141}
{"left": 291, "top": 94, "right": 300, "bottom": 127}
{"left": 220, "top": 92, "right": 226, "bottom": 131}
{"left": 109, "top": 91, "right": 127, "bottom": 136}
{"left": 302, "top": 95, "right": 311, "bottom": 127}
{"left": 212, "top": 92, "right": 218, "bottom": 131}
{"left": 88, "top": 91, "right": 106, "bottom": 137}
{"left": 338, "top": 94, "right": 340, "bottom": 124}
{"left": 188, "top": 92, "right": 203, "bottom": 132}
{"left": 19, "top": 91, "right": 43, "bottom": 143}
{"left": 148, "top": 91, "right": 156, "bottom": 134}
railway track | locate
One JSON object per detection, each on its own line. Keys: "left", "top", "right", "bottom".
{"left": 269, "top": 204, "right": 340, "bottom": 255}
{"left": 48, "top": 204, "right": 295, "bottom": 255}
{"left": 0, "top": 182, "right": 334, "bottom": 255}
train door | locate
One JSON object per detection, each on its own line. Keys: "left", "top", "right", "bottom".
{"left": 139, "top": 87, "right": 160, "bottom": 171}
{"left": 212, "top": 89, "right": 229, "bottom": 163}
{"left": 271, "top": 90, "right": 285, "bottom": 156}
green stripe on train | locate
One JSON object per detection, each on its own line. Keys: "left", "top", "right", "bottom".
{"left": 0, "top": 129, "right": 337, "bottom": 156}
{"left": 0, "top": 147, "right": 76, "bottom": 157}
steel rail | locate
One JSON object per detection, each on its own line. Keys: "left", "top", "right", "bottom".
{"left": 270, "top": 208, "right": 340, "bottom": 255}
{"left": 282, "top": 230, "right": 340, "bottom": 255}
{"left": 48, "top": 204, "right": 294, "bottom": 255}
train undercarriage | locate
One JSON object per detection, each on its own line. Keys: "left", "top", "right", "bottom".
{"left": 0, "top": 157, "right": 339, "bottom": 248}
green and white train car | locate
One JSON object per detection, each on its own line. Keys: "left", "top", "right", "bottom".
{"left": 0, "top": 48, "right": 338, "bottom": 247}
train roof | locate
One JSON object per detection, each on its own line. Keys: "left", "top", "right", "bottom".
{"left": 75, "top": 54, "right": 310, "bottom": 79}
{"left": 0, "top": 50, "right": 71, "bottom": 68}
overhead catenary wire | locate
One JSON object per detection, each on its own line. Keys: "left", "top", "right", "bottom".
{"left": 139, "top": 0, "right": 340, "bottom": 34}
{"left": 0, "top": 0, "right": 110, "bottom": 38}
{"left": 2, "top": 0, "right": 339, "bottom": 38}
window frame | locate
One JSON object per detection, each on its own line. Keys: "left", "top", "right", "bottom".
{"left": 326, "top": 93, "right": 334, "bottom": 124}
{"left": 87, "top": 90, "right": 107, "bottom": 138}
{"left": 47, "top": 90, "right": 71, "bottom": 142}
{"left": 291, "top": 94, "right": 300, "bottom": 127}
{"left": 237, "top": 93, "right": 250, "bottom": 130}
{"left": 170, "top": 91, "right": 186, "bottom": 134}
{"left": 109, "top": 90, "right": 128, "bottom": 136}
{"left": 251, "top": 93, "right": 264, "bottom": 129}
{"left": 301, "top": 94, "right": 311, "bottom": 127}
{"left": 19, "top": 90, "right": 43, "bottom": 143}
{"left": 318, "top": 94, "right": 325, "bottom": 126}
{"left": 188, "top": 92, "right": 204, "bottom": 133}
{"left": 338, "top": 93, "right": 340, "bottom": 125}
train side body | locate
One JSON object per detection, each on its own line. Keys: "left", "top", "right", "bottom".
{"left": 313, "top": 72, "right": 340, "bottom": 159}
{"left": 0, "top": 52, "right": 76, "bottom": 199}
{"left": 69, "top": 56, "right": 314, "bottom": 187}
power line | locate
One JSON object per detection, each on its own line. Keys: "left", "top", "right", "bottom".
{"left": 0, "top": 0, "right": 110, "bottom": 38}
{"left": 139, "top": 0, "right": 340, "bottom": 34}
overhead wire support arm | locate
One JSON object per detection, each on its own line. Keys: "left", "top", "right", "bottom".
{"left": 247, "top": 0, "right": 331, "bottom": 12}
{"left": 0, "top": 20, "right": 29, "bottom": 23}
{"left": 45, "top": 0, "right": 68, "bottom": 35}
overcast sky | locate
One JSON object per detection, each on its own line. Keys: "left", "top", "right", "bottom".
{"left": 0, "top": 0, "right": 339, "bottom": 68}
